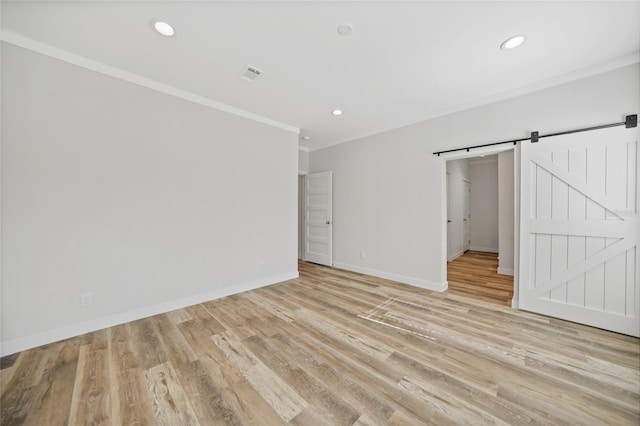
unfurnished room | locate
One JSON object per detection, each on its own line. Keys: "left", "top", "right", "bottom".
{"left": 1, "top": 1, "right": 639, "bottom": 425}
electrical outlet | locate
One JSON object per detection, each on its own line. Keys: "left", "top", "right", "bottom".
{"left": 259, "top": 262, "right": 265, "bottom": 271}
{"left": 360, "top": 251, "right": 366, "bottom": 259}
{"left": 80, "top": 292, "right": 93, "bottom": 307}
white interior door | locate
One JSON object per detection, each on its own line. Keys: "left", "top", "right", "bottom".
{"left": 447, "top": 173, "right": 452, "bottom": 256}
{"left": 304, "top": 171, "right": 333, "bottom": 266}
{"left": 298, "top": 175, "right": 305, "bottom": 259}
{"left": 463, "top": 180, "right": 471, "bottom": 251}
{"left": 519, "top": 125, "right": 639, "bottom": 337}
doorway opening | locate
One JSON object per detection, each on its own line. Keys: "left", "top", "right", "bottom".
{"left": 299, "top": 171, "right": 333, "bottom": 266}
{"left": 443, "top": 148, "right": 517, "bottom": 306}
{"left": 298, "top": 174, "right": 305, "bottom": 260}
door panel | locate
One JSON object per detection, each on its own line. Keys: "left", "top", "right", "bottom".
{"left": 519, "top": 126, "right": 639, "bottom": 337}
{"left": 304, "top": 171, "right": 333, "bottom": 266}
{"left": 447, "top": 173, "right": 452, "bottom": 257}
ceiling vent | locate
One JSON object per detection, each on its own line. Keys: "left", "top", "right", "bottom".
{"left": 238, "top": 65, "right": 264, "bottom": 83}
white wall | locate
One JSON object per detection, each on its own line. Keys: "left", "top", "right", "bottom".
{"left": 469, "top": 159, "right": 499, "bottom": 252}
{"left": 498, "top": 151, "right": 515, "bottom": 275}
{"left": 446, "top": 159, "right": 469, "bottom": 261}
{"left": 298, "top": 149, "right": 309, "bottom": 173}
{"left": 1, "top": 44, "right": 299, "bottom": 354}
{"left": 310, "top": 63, "right": 640, "bottom": 290}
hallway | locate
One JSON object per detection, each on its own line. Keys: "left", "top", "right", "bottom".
{"left": 447, "top": 251, "right": 514, "bottom": 306}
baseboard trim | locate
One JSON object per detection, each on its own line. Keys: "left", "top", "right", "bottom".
{"left": 497, "top": 267, "right": 515, "bottom": 276}
{"left": 447, "top": 250, "right": 464, "bottom": 262}
{"left": 511, "top": 298, "right": 519, "bottom": 309}
{"left": 469, "top": 246, "right": 499, "bottom": 253}
{"left": 0, "top": 271, "right": 298, "bottom": 356}
{"left": 332, "top": 262, "right": 447, "bottom": 292}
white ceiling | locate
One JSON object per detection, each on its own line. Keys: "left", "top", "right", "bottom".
{"left": 2, "top": 1, "right": 639, "bottom": 151}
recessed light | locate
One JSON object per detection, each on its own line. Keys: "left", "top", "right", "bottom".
{"left": 337, "top": 24, "right": 353, "bottom": 37}
{"left": 152, "top": 20, "right": 175, "bottom": 37}
{"left": 332, "top": 109, "right": 343, "bottom": 116}
{"left": 500, "top": 35, "right": 525, "bottom": 50}
{"left": 302, "top": 136, "right": 311, "bottom": 140}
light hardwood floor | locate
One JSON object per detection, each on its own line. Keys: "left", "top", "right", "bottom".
{"left": 1, "top": 260, "right": 638, "bottom": 425}
{"left": 447, "top": 251, "right": 514, "bottom": 306}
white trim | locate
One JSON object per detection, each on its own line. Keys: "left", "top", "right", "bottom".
{"left": 0, "top": 271, "right": 298, "bottom": 356}
{"left": 333, "top": 262, "right": 447, "bottom": 292}
{"left": 298, "top": 146, "right": 311, "bottom": 152}
{"left": 447, "top": 250, "right": 464, "bottom": 262}
{"left": 298, "top": 169, "right": 308, "bottom": 175}
{"left": 309, "top": 52, "right": 640, "bottom": 152}
{"left": 0, "top": 30, "right": 299, "bottom": 135}
{"left": 497, "top": 267, "right": 514, "bottom": 276}
{"left": 469, "top": 246, "right": 498, "bottom": 253}
{"left": 440, "top": 159, "right": 448, "bottom": 288}
{"left": 513, "top": 144, "right": 521, "bottom": 310}
{"left": 440, "top": 145, "right": 516, "bottom": 161}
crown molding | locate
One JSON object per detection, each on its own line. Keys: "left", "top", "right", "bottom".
{"left": 309, "top": 52, "right": 640, "bottom": 152}
{"left": 298, "top": 145, "right": 310, "bottom": 152}
{"left": 1, "top": 30, "right": 300, "bottom": 135}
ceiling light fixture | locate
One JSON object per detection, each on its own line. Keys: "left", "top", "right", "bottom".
{"left": 302, "top": 136, "right": 311, "bottom": 140}
{"left": 152, "top": 20, "right": 175, "bottom": 37}
{"left": 500, "top": 35, "right": 525, "bottom": 50}
{"left": 337, "top": 24, "right": 353, "bottom": 37}
{"left": 332, "top": 109, "right": 343, "bottom": 116}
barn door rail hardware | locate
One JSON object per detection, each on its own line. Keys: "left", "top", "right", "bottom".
{"left": 433, "top": 114, "right": 637, "bottom": 156}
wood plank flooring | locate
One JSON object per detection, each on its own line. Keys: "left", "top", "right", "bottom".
{"left": 447, "top": 251, "right": 514, "bottom": 306}
{"left": 1, "top": 260, "right": 638, "bottom": 425}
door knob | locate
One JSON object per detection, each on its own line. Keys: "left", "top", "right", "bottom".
{"left": 326, "top": 220, "right": 332, "bottom": 225}
{"left": 447, "top": 220, "right": 452, "bottom": 223}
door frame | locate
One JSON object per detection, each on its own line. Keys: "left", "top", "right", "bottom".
{"left": 298, "top": 173, "right": 306, "bottom": 260}
{"left": 440, "top": 145, "right": 520, "bottom": 308}
{"left": 446, "top": 172, "right": 452, "bottom": 259}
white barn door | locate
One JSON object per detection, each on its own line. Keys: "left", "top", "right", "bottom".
{"left": 304, "top": 171, "right": 333, "bottom": 266}
{"left": 519, "top": 125, "right": 639, "bottom": 337}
